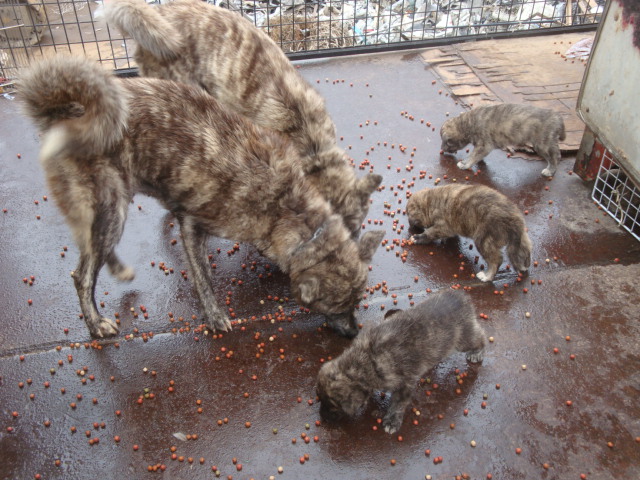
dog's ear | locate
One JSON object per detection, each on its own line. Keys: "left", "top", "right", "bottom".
{"left": 358, "top": 230, "right": 384, "bottom": 262}
{"left": 358, "top": 174, "right": 382, "bottom": 197}
{"left": 309, "top": 146, "right": 347, "bottom": 172}
{"left": 297, "top": 275, "right": 320, "bottom": 305}
{"left": 289, "top": 214, "right": 349, "bottom": 273}
{"left": 384, "top": 308, "right": 403, "bottom": 320}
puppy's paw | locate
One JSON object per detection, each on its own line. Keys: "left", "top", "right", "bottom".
{"left": 457, "top": 161, "right": 470, "bottom": 170}
{"left": 541, "top": 167, "right": 555, "bottom": 177}
{"left": 466, "top": 349, "right": 485, "bottom": 363}
{"left": 89, "top": 318, "right": 119, "bottom": 338}
{"left": 476, "top": 271, "right": 493, "bottom": 282}
{"left": 115, "top": 266, "right": 135, "bottom": 282}
{"left": 383, "top": 419, "right": 401, "bottom": 435}
{"left": 411, "top": 233, "right": 430, "bottom": 245}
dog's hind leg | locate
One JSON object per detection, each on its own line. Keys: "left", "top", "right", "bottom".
{"left": 538, "top": 144, "right": 560, "bottom": 177}
{"left": 72, "top": 186, "right": 129, "bottom": 338}
{"left": 178, "top": 215, "right": 232, "bottom": 333}
{"left": 107, "top": 251, "right": 135, "bottom": 282}
{"left": 383, "top": 384, "right": 413, "bottom": 434}
{"left": 458, "top": 320, "right": 486, "bottom": 364}
{"left": 475, "top": 239, "right": 502, "bottom": 282}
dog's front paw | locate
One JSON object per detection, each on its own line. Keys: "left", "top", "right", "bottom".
{"left": 541, "top": 167, "right": 555, "bottom": 177}
{"left": 476, "top": 271, "right": 493, "bottom": 282}
{"left": 208, "top": 315, "right": 232, "bottom": 333}
{"left": 115, "top": 266, "right": 135, "bottom": 282}
{"left": 466, "top": 349, "right": 485, "bottom": 363}
{"left": 457, "top": 161, "right": 471, "bottom": 170}
{"left": 89, "top": 317, "right": 119, "bottom": 338}
{"left": 383, "top": 418, "right": 402, "bottom": 435}
{"left": 411, "top": 233, "right": 431, "bottom": 245}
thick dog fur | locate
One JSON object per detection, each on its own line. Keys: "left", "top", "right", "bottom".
{"left": 316, "top": 290, "right": 485, "bottom": 434}
{"left": 19, "top": 56, "right": 384, "bottom": 338}
{"left": 406, "top": 184, "right": 532, "bottom": 282}
{"left": 440, "top": 103, "right": 566, "bottom": 177}
{"left": 103, "top": 0, "right": 381, "bottom": 237}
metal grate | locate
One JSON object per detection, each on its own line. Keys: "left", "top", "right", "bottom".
{"left": 1, "top": 0, "right": 603, "bottom": 82}
{"left": 592, "top": 150, "right": 640, "bottom": 242}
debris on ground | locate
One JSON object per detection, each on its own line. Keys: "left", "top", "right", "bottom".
{"left": 205, "top": 0, "right": 605, "bottom": 51}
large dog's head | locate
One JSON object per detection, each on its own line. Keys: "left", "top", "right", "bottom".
{"left": 440, "top": 118, "right": 469, "bottom": 153}
{"left": 317, "top": 360, "right": 370, "bottom": 420}
{"left": 289, "top": 219, "right": 384, "bottom": 338}
{"left": 406, "top": 189, "right": 433, "bottom": 231}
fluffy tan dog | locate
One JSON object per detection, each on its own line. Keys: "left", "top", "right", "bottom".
{"left": 20, "top": 56, "right": 384, "bottom": 338}
{"left": 104, "top": 0, "right": 381, "bottom": 236}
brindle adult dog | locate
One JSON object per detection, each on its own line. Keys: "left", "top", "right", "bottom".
{"left": 103, "top": 0, "right": 381, "bottom": 236}
{"left": 440, "top": 103, "right": 566, "bottom": 177}
{"left": 20, "top": 56, "right": 384, "bottom": 338}
{"left": 407, "top": 184, "right": 532, "bottom": 282}
{"left": 317, "top": 290, "right": 485, "bottom": 434}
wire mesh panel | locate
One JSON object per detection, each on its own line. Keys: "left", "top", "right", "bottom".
{"left": 1, "top": 0, "right": 604, "bottom": 82}
{"left": 592, "top": 150, "right": 640, "bottom": 242}
{"left": 0, "top": 0, "right": 131, "bottom": 81}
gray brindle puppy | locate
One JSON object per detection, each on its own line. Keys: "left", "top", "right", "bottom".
{"left": 19, "top": 56, "right": 384, "bottom": 338}
{"left": 440, "top": 103, "right": 566, "bottom": 177}
{"left": 317, "top": 290, "right": 486, "bottom": 434}
{"left": 104, "top": 0, "right": 382, "bottom": 237}
{"left": 407, "top": 184, "right": 532, "bottom": 282}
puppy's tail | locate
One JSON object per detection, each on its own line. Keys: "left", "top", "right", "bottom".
{"left": 19, "top": 55, "right": 128, "bottom": 161}
{"left": 103, "top": 0, "right": 183, "bottom": 61}
{"left": 558, "top": 118, "right": 566, "bottom": 142}
{"left": 507, "top": 228, "right": 532, "bottom": 273}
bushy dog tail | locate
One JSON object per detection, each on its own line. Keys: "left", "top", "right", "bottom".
{"left": 103, "top": 0, "right": 183, "bottom": 61}
{"left": 507, "top": 228, "right": 532, "bottom": 273}
{"left": 19, "top": 55, "right": 128, "bottom": 161}
{"left": 558, "top": 119, "right": 566, "bottom": 142}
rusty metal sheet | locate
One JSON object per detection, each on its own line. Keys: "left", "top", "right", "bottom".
{"left": 577, "top": 0, "right": 640, "bottom": 183}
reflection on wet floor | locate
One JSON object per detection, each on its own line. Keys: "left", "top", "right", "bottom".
{"left": 1, "top": 49, "right": 639, "bottom": 480}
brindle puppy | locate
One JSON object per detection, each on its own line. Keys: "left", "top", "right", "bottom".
{"left": 19, "top": 56, "right": 384, "bottom": 338}
{"left": 103, "top": 0, "right": 381, "bottom": 237}
{"left": 407, "top": 184, "right": 532, "bottom": 282}
{"left": 440, "top": 103, "right": 566, "bottom": 177}
{"left": 317, "top": 290, "right": 485, "bottom": 434}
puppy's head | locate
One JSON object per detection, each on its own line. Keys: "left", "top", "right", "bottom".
{"left": 290, "top": 228, "right": 384, "bottom": 338}
{"left": 406, "top": 189, "right": 432, "bottom": 230}
{"left": 440, "top": 118, "right": 468, "bottom": 153}
{"left": 317, "top": 361, "right": 369, "bottom": 420}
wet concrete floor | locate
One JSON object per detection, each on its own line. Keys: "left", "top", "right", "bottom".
{"left": 1, "top": 48, "right": 640, "bottom": 480}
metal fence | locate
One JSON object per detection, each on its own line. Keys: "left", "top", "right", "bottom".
{"left": 1, "top": 0, "right": 604, "bottom": 81}
{"left": 592, "top": 150, "right": 640, "bottom": 242}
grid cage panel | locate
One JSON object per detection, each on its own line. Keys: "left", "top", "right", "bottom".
{"left": 1, "top": 0, "right": 603, "bottom": 82}
{"left": 592, "top": 150, "right": 640, "bottom": 242}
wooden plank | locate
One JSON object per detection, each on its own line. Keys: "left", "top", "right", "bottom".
{"left": 419, "top": 32, "right": 596, "bottom": 151}
{"left": 451, "top": 84, "right": 493, "bottom": 97}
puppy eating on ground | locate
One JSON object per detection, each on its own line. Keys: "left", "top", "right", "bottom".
{"left": 440, "top": 103, "right": 566, "bottom": 177}
{"left": 316, "top": 290, "right": 486, "bottom": 434}
{"left": 407, "top": 184, "right": 532, "bottom": 282}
